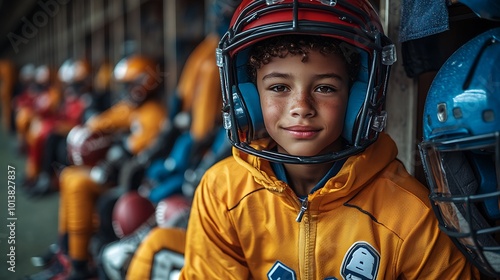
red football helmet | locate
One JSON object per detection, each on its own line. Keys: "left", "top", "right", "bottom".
{"left": 217, "top": 0, "right": 396, "bottom": 164}
{"left": 155, "top": 194, "right": 191, "bottom": 229}
{"left": 112, "top": 191, "right": 156, "bottom": 238}
{"left": 66, "top": 125, "right": 114, "bottom": 166}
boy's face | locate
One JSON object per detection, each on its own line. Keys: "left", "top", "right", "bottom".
{"left": 256, "top": 50, "right": 350, "bottom": 157}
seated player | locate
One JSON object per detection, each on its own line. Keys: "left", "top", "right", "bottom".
{"left": 24, "top": 58, "right": 95, "bottom": 196}
{"left": 28, "top": 54, "right": 167, "bottom": 280}
{"left": 100, "top": 33, "right": 227, "bottom": 278}
{"left": 16, "top": 64, "right": 61, "bottom": 161}
{"left": 11, "top": 63, "right": 37, "bottom": 149}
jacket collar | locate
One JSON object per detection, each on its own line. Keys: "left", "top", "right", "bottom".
{"left": 232, "top": 132, "right": 398, "bottom": 198}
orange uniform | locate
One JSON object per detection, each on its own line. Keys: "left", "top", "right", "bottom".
{"left": 58, "top": 99, "right": 167, "bottom": 261}
{"left": 179, "top": 133, "right": 479, "bottom": 279}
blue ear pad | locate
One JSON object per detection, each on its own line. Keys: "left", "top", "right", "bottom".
{"left": 342, "top": 81, "right": 368, "bottom": 143}
{"left": 232, "top": 82, "right": 265, "bottom": 141}
{"left": 342, "top": 50, "right": 370, "bottom": 144}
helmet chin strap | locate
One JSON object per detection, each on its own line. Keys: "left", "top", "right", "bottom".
{"left": 235, "top": 140, "right": 370, "bottom": 164}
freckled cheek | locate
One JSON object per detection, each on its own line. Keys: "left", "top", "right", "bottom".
{"left": 323, "top": 100, "right": 348, "bottom": 124}
{"left": 332, "top": 102, "right": 347, "bottom": 117}
{"left": 260, "top": 99, "right": 284, "bottom": 128}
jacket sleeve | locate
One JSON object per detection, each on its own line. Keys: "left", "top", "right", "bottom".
{"left": 126, "top": 102, "right": 166, "bottom": 155}
{"left": 179, "top": 173, "right": 250, "bottom": 279}
{"left": 398, "top": 202, "right": 480, "bottom": 279}
{"left": 86, "top": 101, "right": 133, "bottom": 133}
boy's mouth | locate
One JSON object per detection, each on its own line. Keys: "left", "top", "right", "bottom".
{"left": 284, "top": 126, "right": 321, "bottom": 139}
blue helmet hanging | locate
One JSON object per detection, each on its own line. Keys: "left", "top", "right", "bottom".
{"left": 419, "top": 27, "right": 500, "bottom": 278}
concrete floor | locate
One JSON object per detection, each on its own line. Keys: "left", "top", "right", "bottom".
{"left": 0, "top": 126, "right": 60, "bottom": 279}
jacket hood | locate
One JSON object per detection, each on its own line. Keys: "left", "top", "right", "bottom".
{"left": 232, "top": 132, "right": 399, "bottom": 199}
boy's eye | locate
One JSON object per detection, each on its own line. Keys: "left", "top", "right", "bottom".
{"left": 315, "top": 85, "right": 336, "bottom": 93}
{"left": 270, "top": 84, "right": 289, "bottom": 92}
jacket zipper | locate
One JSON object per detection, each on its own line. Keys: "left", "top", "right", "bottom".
{"left": 295, "top": 196, "right": 313, "bottom": 279}
{"left": 296, "top": 198, "right": 308, "bottom": 222}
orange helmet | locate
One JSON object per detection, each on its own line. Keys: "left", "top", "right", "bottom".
{"left": 113, "top": 55, "right": 160, "bottom": 105}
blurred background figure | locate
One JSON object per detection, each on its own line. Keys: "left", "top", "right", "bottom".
{"left": 21, "top": 64, "right": 62, "bottom": 190}
{"left": 100, "top": 1, "right": 239, "bottom": 278}
{"left": 88, "top": 61, "right": 113, "bottom": 122}
{"left": 11, "top": 63, "right": 37, "bottom": 142}
{"left": 97, "top": 31, "right": 226, "bottom": 279}
{"left": 13, "top": 64, "right": 57, "bottom": 153}
{"left": 29, "top": 54, "right": 167, "bottom": 280}
{"left": 23, "top": 58, "right": 99, "bottom": 197}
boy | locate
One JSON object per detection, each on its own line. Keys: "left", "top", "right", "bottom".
{"left": 180, "top": 0, "right": 479, "bottom": 279}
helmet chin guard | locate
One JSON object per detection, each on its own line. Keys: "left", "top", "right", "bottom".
{"left": 217, "top": 0, "right": 395, "bottom": 164}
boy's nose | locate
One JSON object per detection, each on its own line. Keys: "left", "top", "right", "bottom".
{"left": 289, "top": 91, "right": 315, "bottom": 118}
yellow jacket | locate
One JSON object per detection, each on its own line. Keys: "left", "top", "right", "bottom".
{"left": 180, "top": 132, "right": 479, "bottom": 279}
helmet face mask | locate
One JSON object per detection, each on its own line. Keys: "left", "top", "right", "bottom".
{"left": 217, "top": 0, "right": 395, "bottom": 164}
{"left": 420, "top": 133, "right": 500, "bottom": 277}
{"left": 419, "top": 27, "right": 500, "bottom": 277}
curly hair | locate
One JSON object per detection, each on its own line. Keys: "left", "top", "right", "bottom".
{"left": 248, "top": 35, "right": 361, "bottom": 87}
